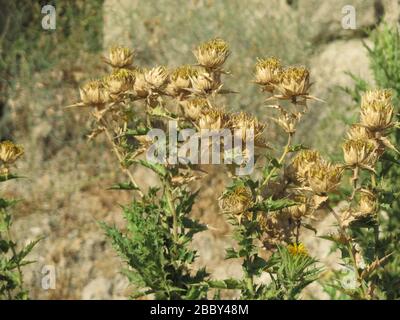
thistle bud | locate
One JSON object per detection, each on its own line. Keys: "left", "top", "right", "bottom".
{"left": 104, "top": 69, "right": 135, "bottom": 96}
{"left": 219, "top": 185, "right": 253, "bottom": 223}
{"left": 290, "top": 149, "right": 322, "bottom": 182}
{"left": 182, "top": 98, "right": 209, "bottom": 120}
{"left": 347, "top": 124, "right": 373, "bottom": 140}
{"left": 168, "top": 65, "right": 199, "bottom": 96}
{"left": 190, "top": 72, "right": 219, "bottom": 95}
{"left": 229, "top": 112, "right": 266, "bottom": 147}
{"left": 194, "top": 38, "right": 230, "bottom": 70}
{"left": 198, "top": 108, "right": 226, "bottom": 130}
{"left": 144, "top": 66, "right": 168, "bottom": 89}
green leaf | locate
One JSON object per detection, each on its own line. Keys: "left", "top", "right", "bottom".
{"left": 288, "top": 144, "right": 309, "bottom": 153}
{"left": 255, "top": 197, "right": 298, "bottom": 212}
{"left": 0, "top": 198, "right": 19, "bottom": 209}
{"left": 208, "top": 279, "right": 242, "bottom": 289}
{"left": 108, "top": 182, "right": 139, "bottom": 191}
{"left": 136, "top": 159, "right": 167, "bottom": 178}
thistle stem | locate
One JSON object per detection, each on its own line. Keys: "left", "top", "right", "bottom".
{"left": 100, "top": 119, "right": 144, "bottom": 197}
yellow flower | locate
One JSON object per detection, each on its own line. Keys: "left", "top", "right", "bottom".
{"left": 287, "top": 243, "right": 308, "bottom": 256}
{"left": 360, "top": 89, "right": 394, "bottom": 131}
{"left": 79, "top": 80, "right": 110, "bottom": 106}
{"left": 342, "top": 139, "right": 379, "bottom": 170}
{"left": 194, "top": 38, "right": 230, "bottom": 69}
{"left": 254, "top": 57, "right": 282, "bottom": 92}
{"left": 0, "top": 141, "right": 24, "bottom": 165}
{"left": 104, "top": 46, "right": 134, "bottom": 69}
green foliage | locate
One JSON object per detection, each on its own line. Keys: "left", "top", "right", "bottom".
{"left": 102, "top": 173, "right": 209, "bottom": 300}
{"left": 335, "top": 23, "right": 400, "bottom": 299}
{"left": 0, "top": 177, "right": 39, "bottom": 300}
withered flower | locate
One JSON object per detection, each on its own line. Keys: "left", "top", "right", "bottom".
{"left": 168, "top": 65, "right": 199, "bottom": 96}
{"left": 198, "top": 108, "right": 227, "bottom": 130}
{"left": 182, "top": 98, "right": 210, "bottom": 121}
{"left": 219, "top": 185, "right": 253, "bottom": 223}
{"left": 194, "top": 38, "right": 230, "bottom": 69}
{"left": 360, "top": 89, "right": 394, "bottom": 132}
{"left": 342, "top": 139, "right": 379, "bottom": 171}
{"left": 347, "top": 124, "right": 373, "bottom": 140}
{"left": 254, "top": 57, "right": 282, "bottom": 92}
{"left": 229, "top": 112, "right": 266, "bottom": 147}
{"left": 104, "top": 46, "right": 134, "bottom": 69}
{"left": 190, "top": 72, "right": 221, "bottom": 96}
{"left": 276, "top": 66, "right": 311, "bottom": 102}
{"left": 290, "top": 149, "right": 322, "bottom": 182}
{"left": 306, "top": 161, "right": 343, "bottom": 194}
{"left": 104, "top": 69, "right": 135, "bottom": 96}
{"left": 144, "top": 66, "right": 169, "bottom": 90}
{"left": 0, "top": 141, "right": 24, "bottom": 165}
{"left": 79, "top": 80, "right": 110, "bottom": 107}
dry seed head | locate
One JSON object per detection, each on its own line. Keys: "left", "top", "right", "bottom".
{"left": 291, "top": 149, "right": 322, "bottom": 181}
{"left": 287, "top": 243, "right": 308, "bottom": 256}
{"left": 360, "top": 90, "right": 394, "bottom": 131}
{"left": 105, "top": 46, "right": 134, "bottom": 68}
{"left": 168, "top": 65, "right": 199, "bottom": 95}
{"left": 219, "top": 185, "right": 253, "bottom": 216}
{"left": 342, "top": 139, "right": 379, "bottom": 168}
{"left": 144, "top": 66, "right": 169, "bottom": 89}
{"left": 190, "top": 72, "right": 219, "bottom": 95}
{"left": 306, "top": 161, "right": 342, "bottom": 194}
{"left": 347, "top": 124, "right": 374, "bottom": 140}
{"left": 104, "top": 69, "right": 135, "bottom": 95}
{"left": 358, "top": 189, "right": 378, "bottom": 215}
{"left": 194, "top": 38, "right": 230, "bottom": 69}
{"left": 277, "top": 66, "right": 311, "bottom": 99}
{"left": 183, "top": 98, "right": 210, "bottom": 120}
{"left": 284, "top": 195, "right": 309, "bottom": 220}
{"left": 198, "top": 108, "right": 227, "bottom": 130}
{"left": 0, "top": 141, "right": 24, "bottom": 165}
{"left": 276, "top": 112, "right": 297, "bottom": 134}
{"left": 254, "top": 57, "right": 282, "bottom": 92}
{"left": 229, "top": 112, "right": 266, "bottom": 147}
{"left": 79, "top": 80, "right": 110, "bottom": 106}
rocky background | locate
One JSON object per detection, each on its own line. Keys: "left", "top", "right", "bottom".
{"left": 1, "top": 0, "right": 399, "bottom": 299}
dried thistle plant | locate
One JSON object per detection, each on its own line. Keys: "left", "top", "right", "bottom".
{"left": 67, "top": 39, "right": 398, "bottom": 300}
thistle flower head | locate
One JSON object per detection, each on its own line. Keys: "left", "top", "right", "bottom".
{"left": 0, "top": 141, "right": 24, "bottom": 165}
{"left": 254, "top": 57, "right": 282, "bottom": 92}
{"left": 347, "top": 124, "right": 373, "bottom": 140}
{"left": 358, "top": 189, "right": 378, "bottom": 215}
{"left": 306, "top": 161, "right": 342, "bottom": 194}
{"left": 194, "top": 38, "right": 230, "bottom": 69}
{"left": 168, "top": 65, "right": 199, "bottom": 95}
{"left": 287, "top": 243, "right": 308, "bottom": 256}
{"left": 219, "top": 185, "right": 253, "bottom": 218}
{"left": 79, "top": 80, "right": 110, "bottom": 106}
{"left": 144, "top": 66, "right": 169, "bottom": 89}
{"left": 277, "top": 66, "right": 311, "bottom": 100}
{"left": 182, "top": 98, "right": 210, "bottom": 120}
{"left": 291, "top": 149, "right": 322, "bottom": 181}
{"left": 198, "top": 108, "right": 227, "bottom": 130}
{"left": 360, "top": 89, "right": 394, "bottom": 131}
{"left": 105, "top": 46, "right": 134, "bottom": 69}
{"left": 190, "top": 72, "right": 219, "bottom": 95}
{"left": 342, "top": 139, "right": 379, "bottom": 169}
{"left": 104, "top": 69, "right": 135, "bottom": 95}
{"left": 229, "top": 112, "right": 266, "bottom": 147}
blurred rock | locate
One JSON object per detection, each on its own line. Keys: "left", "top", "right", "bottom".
{"left": 82, "top": 277, "right": 112, "bottom": 300}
